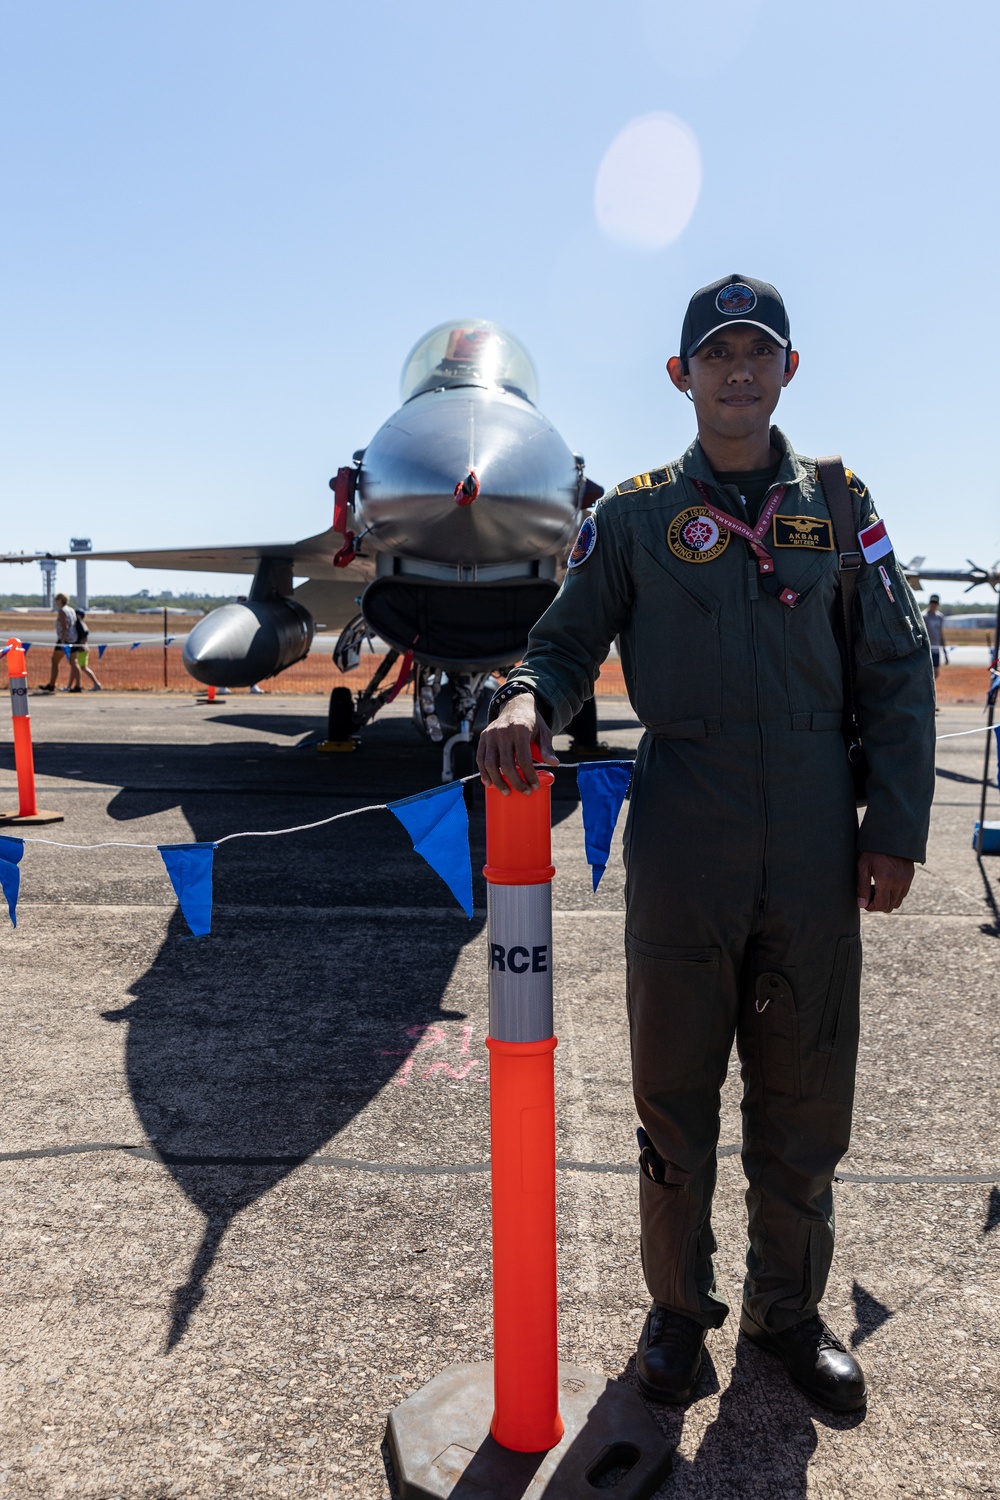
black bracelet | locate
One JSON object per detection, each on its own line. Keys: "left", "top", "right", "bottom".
{"left": 487, "top": 682, "right": 536, "bottom": 722}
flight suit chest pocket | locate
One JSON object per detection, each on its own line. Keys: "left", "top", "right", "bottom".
{"left": 628, "top": 538, "right": 723, "bottom": 730}
{"left": 857, "top": 567, "right": 921, "bottom": 663}
{"left": 780, "top": 562, "right": 843, "bottom": 715}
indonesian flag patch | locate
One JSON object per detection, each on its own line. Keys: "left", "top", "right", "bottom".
{"left": 858, "top": 517, "right": 893, "bottom": 564}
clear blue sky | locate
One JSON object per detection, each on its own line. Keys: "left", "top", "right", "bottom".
{"left": 1, "top": 0, "right": 996, "bottom": 602}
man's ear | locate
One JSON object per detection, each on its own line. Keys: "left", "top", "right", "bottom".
{"left": 666, "top": 355, "right": 690, "bottom": 394}
{"left": 782, "top": 349, "right": 800, "bottom": 386}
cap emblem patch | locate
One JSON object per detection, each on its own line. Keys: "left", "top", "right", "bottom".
{"left": 568, "top": 514, "right": 598, "bottom": 569}
{"left": 716, "top": 282, "right": 757, "bottom": 316}
{"left": 667, "top": 506, "right": 730, "bottom": 564}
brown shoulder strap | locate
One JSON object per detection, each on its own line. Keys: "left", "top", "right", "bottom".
{"left": 815, "top": 455, "right": 862, "bottom": 717}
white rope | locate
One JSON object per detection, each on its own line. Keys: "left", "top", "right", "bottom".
{"left": 215, "top": 801, "right": 387, "bottom": 843}
{"left": 17, "top": 800, "right": 392, "bottom": 851}
{"left": 6, "top": 732, "right": 995, "bottom": 853}
{"left": 18, "top": 838, "right": 178, "bottom": 850}
{"left": 934, "top": 724, "right": 998, "bottom": 740}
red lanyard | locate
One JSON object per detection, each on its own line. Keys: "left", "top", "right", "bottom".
{"left": 691, "top": 479, "right": 799, "bottom": 608}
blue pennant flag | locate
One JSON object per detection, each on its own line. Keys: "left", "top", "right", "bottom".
{"left": 97, "top": 643, "right": 108, "bottom": 660}
{"left": 388, "top": 781, "right": 473, "bottom": 917}
{"left": 577, "top": 762, "right": 633, "bottom": 891}
{"left": 158, "top": 843, "right": 217, "bottom": 936}
{"left": 62, "top": 645, "right": 72, "bottom": 660}
{"left": 0, "top": 836, "right": 24, "bottom": 927}
{"left": 131, "top": 641, "right": 141, "bottom": 650}
{"left": 22, "top": 641, "right": 31, "bottom": 654}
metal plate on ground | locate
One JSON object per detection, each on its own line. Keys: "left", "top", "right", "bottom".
{"left": 387, "top": 1360, "right": 671, "bottom": 1499}
{"left": 0, "top": 808, "right": 64, "bottom": 824}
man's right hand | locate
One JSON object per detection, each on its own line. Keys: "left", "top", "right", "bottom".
{"left": 476, "top": 692, "right": 559, "bottom": 795}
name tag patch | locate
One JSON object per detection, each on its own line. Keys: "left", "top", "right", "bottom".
{"left": 667, "top": 507, "right": 731, "bottom": 564}
{"left": 772, "top": 515, "right": 834, "bottom": 550}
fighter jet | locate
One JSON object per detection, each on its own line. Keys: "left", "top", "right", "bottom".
{"left": 902, "top": 557, "right": 1000, "bottom": 594}
{"left": 2, "top": 320, "right": 602, "bottom": 777}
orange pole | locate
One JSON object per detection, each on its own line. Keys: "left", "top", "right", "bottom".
{"left": 484, "top": 769, "right": 563, "bottom": 1453}
{"left": 5, "top": 639, "right": 38, "bottom": 817}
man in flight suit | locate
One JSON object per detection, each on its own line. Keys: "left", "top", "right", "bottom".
{"left": 477, "top": 275, "right": 936, "bottom": 1412}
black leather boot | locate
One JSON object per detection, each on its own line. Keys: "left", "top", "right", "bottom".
{"left": 636, "top": 1304, "right": 706, "bottom": 1404}
{"left": 740, "top": 1311, "right": 868, "bottom": 1411}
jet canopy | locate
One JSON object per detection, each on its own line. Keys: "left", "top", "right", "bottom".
{"left": 400, "top": 319, "right": 539, "bottom": 405}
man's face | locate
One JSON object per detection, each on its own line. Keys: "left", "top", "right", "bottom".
{"left": 667, "top": 324, "right": 798, "bottom": 442}
{"left": 928, "top": 599, "right": 939, "bottom": 612}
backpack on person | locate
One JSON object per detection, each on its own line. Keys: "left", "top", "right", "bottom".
{"left": 74, "top": 610, "right": 89, "bottom": 645}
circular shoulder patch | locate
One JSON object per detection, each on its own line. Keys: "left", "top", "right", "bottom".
{"left": 568, "top": 514, "right": 598, "bottom": 569}
{"left": 667, "top": 506, "right": 730, "bottom": 564}
{"left": 716, "top": 282, "right": 757, "bottom": 316}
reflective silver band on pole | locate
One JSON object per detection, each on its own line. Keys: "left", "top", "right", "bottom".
{"left": 487, "top": 882, "right": 554, "bottom": 1043}
{"left": 9, "top": 677, "right": 28, "bottom": 717}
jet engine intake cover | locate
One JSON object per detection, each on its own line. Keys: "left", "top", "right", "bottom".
{"left": 361, "top": 577, "right": 558, "bottom": 671}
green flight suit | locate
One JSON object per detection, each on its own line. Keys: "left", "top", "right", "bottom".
{"left": 508, "top": 426, "right": 935, "bottom": 1332}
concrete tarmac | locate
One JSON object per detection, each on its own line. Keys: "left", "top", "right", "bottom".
{"left": 0, "top": 692, "right": 997, "bottom": 1498}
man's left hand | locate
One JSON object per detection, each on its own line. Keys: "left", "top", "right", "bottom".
{"left": 857, "top": 852, "right": 915, "bottom": 913}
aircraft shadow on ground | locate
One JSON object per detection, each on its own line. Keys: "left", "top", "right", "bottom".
{"left": 46, "top": 718, "right": 582, "bottom": 1350}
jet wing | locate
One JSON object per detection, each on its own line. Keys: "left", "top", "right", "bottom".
{"left": 0, "top": 527, "right": 367, "bottom": 581}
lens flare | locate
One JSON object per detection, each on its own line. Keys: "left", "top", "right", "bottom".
{"left": 594, "top": 113, "right": 702, "bottom": 252}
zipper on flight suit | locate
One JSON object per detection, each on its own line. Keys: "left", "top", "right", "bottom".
{"left": 747, "top": 478, "right": 786, "bottom": 927}
{"left": 713, "top": 474, "right": 778, "bottom": 927}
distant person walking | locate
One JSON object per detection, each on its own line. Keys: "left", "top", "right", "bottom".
{"left": 67, "top": 610, "right": 102, "bottom": 692}
{"left": 922, "top": 595, "right": 947, "bottom": 679}
{"left": 37, "top": 593, "right": 77, "bottom": 693}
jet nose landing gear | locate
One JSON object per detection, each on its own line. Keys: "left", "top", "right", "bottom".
{"left": 414, "top": 667, "right": 494, "bottom": 782}
{"left": 442, "top": 728, "right": 475, "bottom": 782}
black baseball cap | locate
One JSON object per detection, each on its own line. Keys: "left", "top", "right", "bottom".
{"left": 681, "top": 273, "right": 790, "bottom": 359}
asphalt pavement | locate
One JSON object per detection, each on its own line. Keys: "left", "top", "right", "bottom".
{"left": 0, "top": 693, "right": 997, "bottom": 1498}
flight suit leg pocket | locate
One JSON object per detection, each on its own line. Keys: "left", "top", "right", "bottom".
{"left": 791, "top": 1215, "right": 834, "bottom": 1323}
{"left": 753, "top": 971, "right": 800, "bottom": 1099}
{"left": 625, "top": 936, "right": 722, "bottom": 1095}
{"left": 818, "top": 935, "right": 862, "bottom": 1105}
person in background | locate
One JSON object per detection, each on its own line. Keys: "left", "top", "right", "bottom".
{"left": 67, "top": 609, "right": 102, "bottom": 692}
{"left": 922, "top": 594, "right": 947, "bottom": 679}
{"left": 37, "top": 593, "right": 76, "bottom": 693}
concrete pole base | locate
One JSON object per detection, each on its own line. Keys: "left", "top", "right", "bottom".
{"left": 0, "top": 809, "right": 64, "bottom": 825}
{"left": 386, "top": 1361, "right": 671, "bottom": 1499}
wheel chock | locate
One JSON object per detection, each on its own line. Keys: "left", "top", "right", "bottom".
{"left": 317, "top": 738, "right": 358, "bottom": 753}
